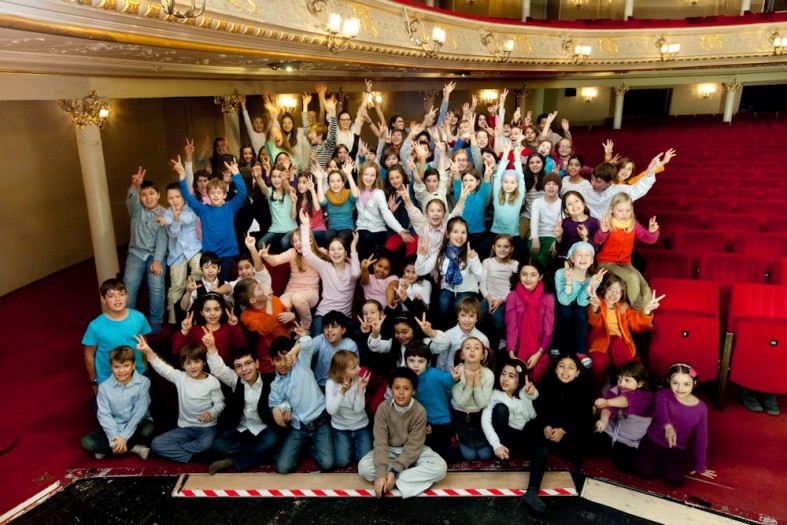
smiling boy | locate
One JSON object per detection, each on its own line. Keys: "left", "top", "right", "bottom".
{"left": 358, "top": 367, "right": 447, "bottom": 499}
{"left": 312, "top": 310, "right": 359, "bottom": 389}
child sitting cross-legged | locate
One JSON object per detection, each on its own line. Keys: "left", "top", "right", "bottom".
{"left": 137, "top": 336, "right": 225, "bottom": 463}
{"left": 325, "top": 350, "right": 372, "bottom": 468}
{"left": 268, "top": 329, "right": 334, "bottom": 473}
{"left": 81, "top": 346, "right": 155, "bottom": 460}
{"left": 358, "top": 367, "right": 448, "bottom": 499}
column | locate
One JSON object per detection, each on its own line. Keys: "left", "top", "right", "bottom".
{"left": 623, "top": 0, "right": 634, "bottom": 20}
{"left": 722, "top": 80, "right": 742, "bottom": 123}
{"left": 740, "top": 0, "right": 751, "bottom": 15}
{"left": 612, "top": 83, "right": 629, "bottom": 130}
{"left": 521, "top": 0, "right": 531, "bottom": 21}
{"left": 58, "top": 93, "right": 119, "bottom": 287}
{"left": 528, "top": 89, "right": 545, "bottom": 120}
{"left": 214, "top": 92, "right": 241, "bottom": 156}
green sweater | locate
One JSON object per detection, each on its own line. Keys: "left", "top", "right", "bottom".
{"left": 373, "top": 399, "right": 427, "bottom": 479}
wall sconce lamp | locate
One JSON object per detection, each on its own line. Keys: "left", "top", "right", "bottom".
{"left": 656, "top": 35, "right": 680, "bottom": 61}
{"left": 404, "top": 8, "right": 445, "bottom": 58}
{"left": 481, "top": 33, "right": 514, "bottom": 63}
{"left": 581, "top": 87, "right": 598, "bottom": 103}
{"left": 278, "top": 95, "right": 298, "bottom": 111}
{"left": 306, "top": 0, "right": 360, "bottom": 54}
{"left": 770, "top": 30, "right": 785, "bottom": 56}
{"left": 574, "top": 0, "right": 589, "bottom": 7}
{"left": 57, "top": 91, "right": 110, "bottom": 128}
{"left": 698, "top": 84, "right": 716, "bottom": 99}
{"left": 160, "top": 0, "right": 204, "bottom": 18}
{"left": 573, "top": 45, "right": 591, "bottom": 64}
{"left": 480, "top": 89, "right": 499, "bottom": 103}
{"left": 365, "top": 92, "right": 383, "bottom": 107}
{"left": 214, "top": 90, "right": 242, "bottom": 114}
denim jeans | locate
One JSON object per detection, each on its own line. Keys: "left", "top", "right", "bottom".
{"left": 81, "top": 420, "right": 155, "bottom": 454}
{"left": 479, "top": 299, "right": 507, "bottom": 351}
{"left": 213, "top": 427, "right": 282, "bottom": 472}
{"left": 151, "top": 426, "right": 216, "bottom": 463}
{"left": 123, "top": 252, "right": 166, "bottom": 324}
{"left": 258, "top": 231, "right": 293, "bottom": 253}
{"left": 554, "top": 301, "right": 589, "bottom": 355}
{"left": 275, "top": 413, "right": 334, "bottom": 473}
{"left": 438, "top": 290, "right": 479, "bottom": 330}
{"left": 332, "top": 426, "right": 372, "bottom": 467}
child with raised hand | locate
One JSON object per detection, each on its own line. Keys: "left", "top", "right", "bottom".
{"left": 299, "top": 208, "right": 361, "bottom": 337}
{"left": 554, "top": 190, "right": 600, "bottom": 260}
{"left": 452, "top": 163, "right": 491, "bottom": 251}
{"left": 253, "top": 162, "right": 297, "bottom": 253}
{"left": 158, "top": 181, "right": 202, "bottom": 326}
{"left": 401, "top": 183, "right": 468, "bottom": 266}
{"left": 312, "top": 311, "right": 359, "bottom": 389}
{"left": 139, "top": 336, "right": 225, "bottom": 463}
{"left": 405, "top": 343, "right": 461, "bottom": 463}
{"left": 173, "top": 292, "right": 246, "bottom": 365}
{"left": 489, "top": 141, "right": 527, "bottom": 259}
{"left": 175, "top": 155, "right": 248, "bottom": 282}
{"left": 355, "top": 162, "right": 413, "bottom": 260}
{"left": 81, "top": 346, "right": 155, "bottom": 461}
{"left": 441, "top": 297, "right": 490, "bottom": 373}
{"left": 636, "top": 363, "right": 716, "bottom": 486}
{"left": 383, "top": 164, "right": 419, "bottom": 258}
{"left": 451, "top": 337, "right": 495, "bottom": 461}
{"left": 294, "top": 171, "right": 329, "bottom": 247}
{"left": 123, "top": 167, "right": 167, "bottom": 334}
{"left": 593, "top": 361, "right": 654, "bottom": 473}
{"left": 314, "top": 162, "right": 359, "bottom": 249}
{"left": 386, "top": 255, "right": 432, "bottom": 319}
{"left": 325, "top": 350, "right": 372, "bottom": 468}
{"left": 480, "top": 358, "right": 549, "bottom": 513}
{"left": 528, "top": 173, "right": 563, "bottom": 270}
{"left": 180, "top": 252, "right": 233, "bottom": 313}
{"left": 415, "top": 217, "right": 484, "bottom": 330}
{"left": 268, "top": 328, "right": 334, "bottom": 473}
{"left": 595, "top": 192, "right": 659, "bottom": 310}
{"left": 226, "top": 233, "right": 274, "bottom": 308}
{"left": 588, "top": 276, "right": 664, "bottom": 396}
{"left": 259, "top": 227, "right": 324, "bottom": 331}
{"left": 480, "top": 234, "right": 519, "bottom": 356}
{"left": 360, "top": 252, "right": 398, "bottom": 309}
{"left": 368, "top": 312, "right": 450, "bottom": 371}
{"left": 505, "top": 259, "right": 554, "bottom": 385}
{"left": 534, "top": 354, "right": 594, "bottom": 467}
{"left": 553, "top": 242, "right": 605, "bottom": 361}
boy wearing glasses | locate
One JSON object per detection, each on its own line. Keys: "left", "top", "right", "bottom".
{"left": 83, "top": 278, "right": 152, "bottom": 396}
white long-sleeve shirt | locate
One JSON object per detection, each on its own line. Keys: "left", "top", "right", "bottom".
{"left": 367, "top": 331, "right": 451, "bottom": 367}
{"left": 481, "top": 388, "right": 538, "bottom": 450}
{"left": 325, "top": 378, "right": 369, "bottom": 431}
{"left": 530, "top": 196, "right": 562, "bottom": 239}
{"left": 355, "top": 189, "right": 405, "bottom": 233}
{"left": 415, "top": 250, "right": 484, "bottom": 294}
{"left": 149, "top": 356, "right": 224, "bottom": 428}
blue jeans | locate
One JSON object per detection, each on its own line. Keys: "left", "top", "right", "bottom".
{"left": 438, "top": 290, "right": 479, "bottom": 330}
{"left": 81, "top": 420, "right": 155, "bottom": 454}
{"left": 480, "top": 299, "right": 507, "bottom": 350}
{"left": 258, "top": 231, "right": 293, "bottom": 253}
{"left": 213, "top": 427, "right": 282, "bottom": 472}
{"left": 554, "top": 301, "right": 589, "bottom": 355}
{"left": 123, "top": 252, "right": 166, "bottom": 324}
{"left": 151, "top": 426, "right": 216, "bottom": 463}
{"left": 332, "top": 426, "right": 372, "bottom": 467}
{"left": 275, "top": 414, "right": 334, "bottom": 473}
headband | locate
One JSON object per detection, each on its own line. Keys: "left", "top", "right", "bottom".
{"left": 671, "top": 363, "right": 698, "bottom": 379}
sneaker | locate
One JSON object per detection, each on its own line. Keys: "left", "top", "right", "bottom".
{"left": 94, "top": 452, "right": 106, "bottom": 460}
{"left": 577, "top": 353, "right": 592, "bottom": 369}
{"left": 740, "top": 389, "right": 763, "bottom": 412}
{"left": 209, "top": 458, "right": 234, "bottom": 475}
{"left": 763, "top": 394, "right": 780, "bottom": 416}
{"left": 522, "top": 490, "right": 546, "bottom": 513}
{"left": 130, "top": 445, "right": 150, "bottom": 460}
{"left": 549, "top": 348, "right": 560, "bottom": 359}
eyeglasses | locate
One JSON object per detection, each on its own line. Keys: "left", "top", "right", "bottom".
{"left": 418, "top": 141, "right": 430, "bottom": 146}
{"left": 234, "top": 359, "right": 256, "bottom": 370}
{"left": 606, "top": 288, "right": 624, "bottom": 295}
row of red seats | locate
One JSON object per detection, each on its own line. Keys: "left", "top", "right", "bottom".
{"left": 646, "top": 279, "right": 787, "bottom": 406}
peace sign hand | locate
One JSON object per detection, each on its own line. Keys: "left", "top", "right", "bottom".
{"left": 357, "top": 315, "right": 371, "bottom": 333}
{"left": 361, "top": 256, "right": 378, "bottom": 271}
{"left": 600, "top": 212, "right": 611, "bottom": 233}
{"left": 181, "top": 311, "right": 194, "bottom": 335}
{"left": 225, "top": 308, "right": 238, "bottom": 326}
{"left": 644, "top": 292, "right": 666, "bottom": 315}
{"left": 563, "top": 260, "right": 573, "bottom": 283}
{"left": 554, "top": 218, "right": 564, "bottom": 239}
{"left": 414, "top": 312, "right": 436, "bottom": 337}
{"left": 131, "top": 166, "right": 145, "bottom": 188}
{"left": 201, "top": 325, "right": 216, "bottom": 349}
{"left": 648, "top": 216, "right": 659, "bottom": 233}
{"left": 133, "top": 334, "right": 153, "bottom": 355}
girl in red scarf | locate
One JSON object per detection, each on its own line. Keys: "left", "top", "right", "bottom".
{"left": 504, "top": 259, "right": 554, "bottom": 384}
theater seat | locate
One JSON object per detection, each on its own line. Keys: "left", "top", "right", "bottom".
{"left": 639, "top": 248, "right": 692, "bottom": 280}
{"left": 649, "top": 313, "right": 720, "bottom": 382}
{"left": 649, "top": 277, "right": 719, "bottom": 318}
{"left": 698, "top": 252, "right": 769, "bottom": 329}
{"left": 671, "top": 229, "right": 727, "bottom": 274}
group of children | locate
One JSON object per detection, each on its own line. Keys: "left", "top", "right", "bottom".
{"left": 82, "top": 82, "right": 722, "bottom": 512}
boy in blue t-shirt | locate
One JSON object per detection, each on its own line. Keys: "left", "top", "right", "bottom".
{"left": 174, "top": 155, "right": 247, "bottom": 282}
{"left": 83, "top": 278, "right": 151, "bottom": 392}
{"left": 312, "top": 310, "right": 359, "bottom": 388}
{"left": 405, "top": 344, "right": 460, "bottom": 463}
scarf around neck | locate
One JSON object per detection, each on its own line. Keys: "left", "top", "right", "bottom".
{"left": 444, "top": 244, "right": 464, "bottom": 287}
{"left": 326, "top": 188, "right": 350, "bottom": 206}
{"left": 611, "top": 216, "right": 634, "bottom": 233}
{"left": 516, "top": 280, "right": 544, "bottom": 361}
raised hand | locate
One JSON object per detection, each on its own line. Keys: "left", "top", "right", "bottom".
{"left": 600, "top": 212, "right": 611, "bottom": 233}
{"left": 523, "top": 374, "right": 535, "bottom": 396}
{"left": 342, "top": 159, "right": 355, "bottom": 178}
{"left": 244, "top": 232, "right": 257, "bottom": 251}
{"left": 648, "top": 216, "right": 659, "bottom": 233}
{"left": 443, "top": 81, "right": 456, "bottom": 98}
{"left": 499, "top": 88, "right": 509, "bottom": 103}
{"left": 299, "top": 207, "right": 311, "bottom": 226}
{"left": 201, "top": 325, "right": 216, "bottom": 349}
{"left": 602, "top": 139, "right": 614, "bottom": 155}
{"left": 225, "top": 307, "right": 239, "bottom": 326}
{"left": 369, "top": 313, "right": 386, "bottom": 336}
{"left": 302, "top": 92, "right": 312, "bottom": 106}
{"left": 524, "top": 110, "right": 532, "bottom": 127}
{"left": 577, "top": 224, "right": 588, "bottom": 242}
{"left": 563, "top": 260, "right": 573, "bottom": 283}
{"left": 414, "top": 312, "right": 435, "bottom": 337}
{"left": 131, "top": 166, "right": 146, "bottom": 188}
{"left": 554, "top": 218, "right": 564, "bottom": 239}
{"left": 181, "top": 310, "right": 194, "bottom": 335}
{"left": 387, "top": 195, "right": 400, "bottom": 213}
{"left": 186, "top": 275, "right": 201, "bottom": 294}
{"left": 291, "top": 320, "right": 306, "bottom": 338}
{"left": 350, "top": 231, "right": 359, "bottom": 253}
{"left": 662, "top": 148, "right": 676, "bottom": 166}
{"left": 258, "top": 242, "right": 271, "bottom": 259}
{"left": 561, "top": 118, "right": 570, "bottom": 132}
{"left": 418, "top": 235, "right": 430, "bottom": 257}
{"left": 224, "top": 159, "right": 239, "bottom": 175}
{"left": 133, "top": 334, "right": 153, "bottom": 356}
{"left": 589, "top": 292, "right": 601, "bottom": 311}
{"left": 361, "top": 256, "right": 378, "bottom": 271}
{"left": 467, "top": 242, "right": 478, "bottom": 260}
{"left": 644, "top": 292, "right": 666, "bottom": 314}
